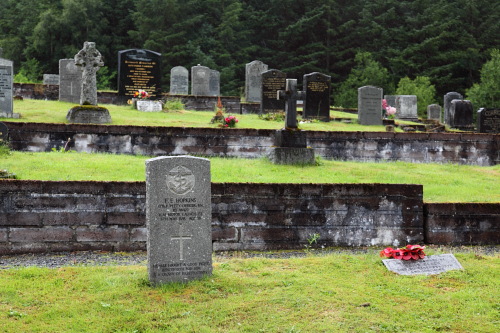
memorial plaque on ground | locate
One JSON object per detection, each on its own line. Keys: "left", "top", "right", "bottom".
{"left": 261, "top": 69, "right": 286, "bottom": 114}
{"left": 146, "top": 156, "right": 212, "bottom": 284}
{"left": 477, "top": 108, "right": 500, "bottom": 133}
{"left": 209, "top": 69, "right": 220, "bottom": 96}
{"left": 118, "top": 49, "right": 161, "bottom": 99}
{"left": 136, "top": 100, "right": 163, "bottom": 112}
{"left": 0, "top": 57, "right": 14, "bottom": 117}
{"left": 170, "top": 66, "right": 189, "bottom": 95}
{"left": 43, "top": 74, "right": 60, "bottom": 85}
{"left": 395, "top": 95, "right": 418, "bottom": 120}
{"left": 59, "top": 59, "right": 82, "bottom": 104}
{"left": 383, "top": 254, "right": 463, "bottom": 276}
{"left": 358, "top": 86, "right": 383, "bottom": 125}
{"left": 191, "top": 65, "right": 211, "bottom": 96}
{"left": 444, "top": 92, "right": 463, "bottom": 125}
{"left": 303, "top": 72, "right": 331, "bottom": 121}
{"left": 245, "top": 60, "right": 268, "bottom": 102}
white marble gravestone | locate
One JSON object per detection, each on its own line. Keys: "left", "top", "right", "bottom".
{"left": 383, "top": 254, "right": 463, "bottom": 276}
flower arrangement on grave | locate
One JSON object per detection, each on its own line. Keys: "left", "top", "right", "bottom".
{"left": 222, "top": 115, "right": 239, "bottom": 128}
{"left": 380, "top": 245, "right": 426, "bottom": 260}
{"left": 133, "top": 89, "right": 149, "bottom": 99}
{"left": 382, "top": 99, "right": 396, "bottom": 119}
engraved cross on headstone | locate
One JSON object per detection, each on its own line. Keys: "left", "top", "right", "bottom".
{"left": 171, "top": 223, "right": 192, "bottom": 261}
{"left": 277, "top": 79, "right": 306, "bottom": 129}
{"left": 74, "top": 41, "right": 104, "bottom": 106}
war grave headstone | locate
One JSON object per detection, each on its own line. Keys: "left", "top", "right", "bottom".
{"left": 43, "top": 74, "right": 60, "bottom": 85}
{"left": 118, "top": 49, "right": 161, "bottom": 99}
{"left": 0, "top": 57, "right": 16, "bottom": 118}
{"left": 477, "top": 108, "right": 500, "bottom": 134}
{"left": 59, "top": 59, "right": 82, "bottom": 103}
{"left": 170, "top": 66, "right": 189, "bottom": 95}
{"left": 261, "top": 69, "right": 286, "bottom": 114}
{"left": 191, "top": 65, "right": 211, "bottom": 96}
{"left": 302, "top": 72, "right": 331, "bottom": 121}
{"left": 245, "top": 60, "right": 268, "bottom": 103}
{"left": 66, "top": 42, "right": 111, "bottom": 124}
{"left": 383, "top": 254, "right": 463, "bottom": 276}
{"left": 269, "top": 79, "right": 315, "bottom": 165}
{"left": 395, "top": 95, "right": 418, "bottom": 120}
{"left": 209, "top": 69, "right": 220, "bottom": 96}
{"left": 449, "top": 100, "right": 474, "bottom": 130}
{"left": 427, "top": 104, "right": 442, "bottom": 120}
{"left": 146, "top": 156, "right": 212, "bottom": 284}
{"left": 358, "top": 86, "right": 383, "bottom": 125}
{"left": 444, "top": 92, "right": 463, "bottom": 125}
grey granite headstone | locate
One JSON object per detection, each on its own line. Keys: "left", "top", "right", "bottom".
{"left": 146, "top": 156, "right": 212, "bottom": 284}
{"left": 358, "top": 86, "right": 383, "bottom": 125}
{"left": 444, "top": 92, "right": 463, "bottom": 125}
{"left": 59, "top": 59, "right": 82, "bottom": 103}
{"left": 383, "top": 254, "right": 463, "bottom": 276}
{"left": 395, "top": 95, "right": 418, "bottom": 120}
{"left": 74, "top": 41, "right": 103, "bottom": 105}
{"left": 136, "top": 100, "right": 163, "bottom": 112}
{"left": 427, "top": 104, "right": 441, "bottom": 120}
{"left": 43, "top": 74, "right": 60, "bottom": 85}
{"left": 191, "top": 65, "right": 211, "bottom": 96}
{"left": 303, "top": 72, "right": 331, "bottom": 121}
{"left": 245, "top": 60, "right": 268, "bottom": 102}
{"left": 477, "top": 108, "right": 500, "bottom": 133}
{"left": 384, "top": 95, "right": 397, "bottom": 108}
{"left": 209, "top": 70, "right": 220, "bottom": 96}
{"left": 0, "top": 58, "right": 13, "bottom": 118}
{"left": 449, "top": 100, "right": 474, "bottom": 130}
{"left": 261, "top": 69, "right": 286, "bottom": 114}
{"left": 170, "top": 66, "right": 189, "bottom": 95}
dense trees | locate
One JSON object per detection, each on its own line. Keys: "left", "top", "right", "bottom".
{"left": 1, "top": 0, "right": 498, "bottom": 104}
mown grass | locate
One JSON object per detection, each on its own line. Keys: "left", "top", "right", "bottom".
{"left": 4, "top": 99, "right": 410, "bottom": 132}
{"left": 1, "top": 152, "right": 499, "bottom": 203}
{"left": 0, "top": 250, "right": 498, "bottom": 332}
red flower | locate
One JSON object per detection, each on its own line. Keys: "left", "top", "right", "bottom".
{"left": 392, "top": 249, "right": 404, "bottom": 260}
{"left": 380, "top": 247, "right": 394, "bottom": 258}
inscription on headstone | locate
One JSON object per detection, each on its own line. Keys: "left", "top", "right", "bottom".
{"left": 444, "top": 92, "right": 463, "bottom": 125}
{"left": 209, "top": 69, "right": 220, "bottom": 96}
{"left": 118, "top": 49, "right": 161, "bottom": 99}
{"left": 0, "top": 58, "right": 13, "bottom": 117}
{"left": 383, "top": 254, "right": 463, "bottom": 276}
{"left": 146, "top": 156, "right": 212, "bottom": 284}
{"left": 358, "top": 86, "right": 383, "bottom": 125}
{"left": 170, "top": 66, "right": 189, "bottom": 95}
{"left": 477, "top": 108, "right": 500, "bottom": 133}
{"left": 245, "top": 60, "right": 268, "bottom": 102}
{"left": 303, "top": 72, "right": 331, "bottom": 121}
{"left": 261, "top": 69, "right": 286, "bottom": 114}
{"left": 449, "top": 100, "right": 474, "bottom": 130}
{"left": 59, "top": 59, "right": 82, "bottom": 104}
{"left": 191, "top": 65, "right": 211, "bottom": 96}
{"left": 43, "top": 74, "right": 60, "bottom": 85}
{"left": 427, "top": 104, "right": 442, "bottom": 120}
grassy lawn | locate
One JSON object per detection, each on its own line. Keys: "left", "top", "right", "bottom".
{"left": 0, "top": 249, "right": 498, "bottom": 332}
{"left": 1, "top": 152, "right": 499, "bottom": 203}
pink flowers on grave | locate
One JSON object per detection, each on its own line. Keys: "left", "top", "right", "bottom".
{"left": 382, "top": 99, "right": 396, "bottom": 119}
{"left": 380, "top": 245, "right": 426, "bottom": 260}
{"left": 223, "top": 115, "right": 239, "bottom": 128}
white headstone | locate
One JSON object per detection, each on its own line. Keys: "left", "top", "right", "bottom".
{"left": 383, "top": 254, "right": 463, "bottom": 276}
{"left": 245, "top": 60, "right": 268, "bottom": 102}
{"left": 136, "top": 100, "right": 163, "bottom": 112}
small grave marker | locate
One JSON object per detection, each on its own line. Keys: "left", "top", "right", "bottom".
{"left": 136, "top": 100, "right": 163, "bottom": 112}
{"left": 383, "top": 254, "right": 463, "bottom": 276}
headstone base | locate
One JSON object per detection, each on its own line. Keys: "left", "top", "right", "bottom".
{"left": 66, "top": 106, "right": 112, "bottom": 124}
{"left": 274, "top": 130, "right": 307, "bottom": 148}
{"left": 269, "top": 147, "right": 316, "bottom": 165}
{"left": 0, "top": 112, "right": 20, "bottom": 119}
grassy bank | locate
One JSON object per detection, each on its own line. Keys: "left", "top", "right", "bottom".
{"left": 0, "top": 249, "right": 498, "bottom": 332}
{"left": 1, "top": 152, "right": 499, "bottom": 203}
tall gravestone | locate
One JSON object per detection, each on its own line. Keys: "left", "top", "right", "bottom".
{"left": 358, "top": 86, "right": 383, "bottom": 125}
{"left": 118, "top": 49, "right": 161, "bottom": 99}
{"left": 191, "top": 65, "right": 211, "bottom": 96}
{"left": 261, "top": 69, "right": 286, "bottom": 114}
{"left": 444, "top": 92, "right": 463, "bottom": 125}
{"left": 59, "top": 59, "right": 82, "bottom": 103}
{"left": 395, "top": 95, "right": 418, "bottom": 120}
{"left": 170, "top": 66, "right": 189, "bottom": 95}
{"left": 146, "top": 156, "right": 212, "bottom": 284}
{"left": 477, "top": 108, "right": 500, "bottom": 134}
{"left": 0, "top": 57, "right": 13, "bottom": 118}
{"left": 449, "top": 100, "right": 474, "bottom": 130}
{"left": 303, "top": 72, "right": 331, "bottom": 121}
{"left": 427, "top": 104, "right": 442, "bottom": 120}
{"left": 245, "top": 60, "right": 268, "bottom": 102}
{"left": 209, "top": 69, "right": 220, "bottom": 96}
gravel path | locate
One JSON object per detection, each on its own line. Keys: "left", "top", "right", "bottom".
{"left": 1, "top": 246, "right": 498, "bottom": 270}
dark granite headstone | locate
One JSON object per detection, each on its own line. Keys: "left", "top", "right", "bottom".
{"left": 170, "top": 66, "right": 189, "bottom": 95}
{"left": 209, "top": 69, "right": 220, "bottom": 96}
{"left": 118, "top": 49, "right": 161, "bottom": 99}
{"left": 261, "top": 69, "right": 286, "bottom": 114}
{"left": 383, "top": 254, "right": 463, "bottom": 276}
{"left": 450, "top": 100, "right": 474, "bottom": 130}
{"left": 191, "top": 65, "right": 210, "bottom": 96}
{"left": 303, "top": 72, "right": 331, "bottom": 121}
{"left": 0, "top": 57, "right": 14, "bottom": 118}
{"left": 477, "top": 108, "right": 500, "bottom": 133}
{"left": 358, "top": 86, "right": 383, "bottom": 125}
{"left": 427, "top": 104, "right": 441, "bottom": 120}
{"left": 146, "top": 156, "right": 212, "bottom": 284}
{"left": 245, "top": 60, "right": 268, "bottom": 102}
{"left": 444, "top": 92, "right": 463, "bottom": 125}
